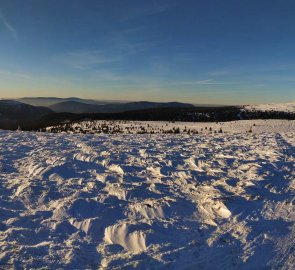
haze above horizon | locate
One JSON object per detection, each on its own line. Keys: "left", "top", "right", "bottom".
{"left": 0, "top": 0, "right": 295, "bottom": 105}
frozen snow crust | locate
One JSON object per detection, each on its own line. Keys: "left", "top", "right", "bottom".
{"left": 0, "top": 122, "right": 294, "bottom": 269}
{"left": 243, "top": 101, "right": 295, "bottom": 113}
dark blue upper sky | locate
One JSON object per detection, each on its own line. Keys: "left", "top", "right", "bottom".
{"left": 0, "top": 0, "right": 295, "bottom": 104}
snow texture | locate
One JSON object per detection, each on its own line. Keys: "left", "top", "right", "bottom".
{"left": 0, "top": 120, "right": 294, "bottom": 269}
{"left": 243, "top": 101, "right": 295, "bottom": 113}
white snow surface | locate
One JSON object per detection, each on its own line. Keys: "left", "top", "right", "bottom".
{"left": 243, "top": 101, "right": 295, "bottom": 113}
{"left": 0, "top": 122, "right": 294, "bottom": 269}
{"left": 47, "top": 119, "right": 295, "bottom": 134}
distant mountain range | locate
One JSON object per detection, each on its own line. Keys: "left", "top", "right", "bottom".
{"left": 16, "top": 97, "right": 220, "bottom": 112}
{"left": 49, "top": 100, "right": 195, "bottom": 114}
{"left": 0, "top": 100, "right": 54, "bottom": 129}
{"left": 16, "top": 97, "right": 120, "bottom": 107}
{"left": 0, "top": 98, "right": 294, "bottom": 130}
{"left": 0, "top": 98, "right": 195, "bottom": 129}
{"left": 0, "top": 100, "right": 53, "bottom": 119}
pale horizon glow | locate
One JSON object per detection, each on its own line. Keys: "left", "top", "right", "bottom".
{"left": 0, "top": 0, "right": 295, "bottom": 105}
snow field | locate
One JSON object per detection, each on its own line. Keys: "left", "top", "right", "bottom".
{"left": 0, "top": 124, "right": 294, "bottom": 269}
{"left": 46, "top": 119, "right": 295, "bottom": 135}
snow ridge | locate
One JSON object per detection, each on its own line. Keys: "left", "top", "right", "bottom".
{"left": 243, "top": 101, "right": 295, "bottom": 113}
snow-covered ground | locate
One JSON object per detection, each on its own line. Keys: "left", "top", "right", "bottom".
{"left": 46, "top": 119, "right": 295, "bottom": 134}
{"left": 243, "top": 101, "right": 295, "bottom": 113}
{"left": 0, "top": 123, "right": 294, "bottom": 269}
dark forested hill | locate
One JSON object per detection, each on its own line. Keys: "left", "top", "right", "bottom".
{"left": 31, "top": 106, "right": 295, "bottom": 131}
{"left": 49, "top": 101, "right": 195, "bottom": 113}
{"left": 0, "top": 100, "right": 294, "bottom": 131}
{"left": 0, "top": 100, "right": 54, "bottom": 130}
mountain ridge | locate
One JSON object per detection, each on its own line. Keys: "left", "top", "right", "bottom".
{"left": 49, "top": 100, "right": 195, "bottom": 114}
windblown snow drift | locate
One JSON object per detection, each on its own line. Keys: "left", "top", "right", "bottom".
{"left": 0, "top": 124, "right": 294, "bottom": 269}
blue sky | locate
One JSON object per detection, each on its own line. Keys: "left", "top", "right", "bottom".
{"left": 0, "top": 0, "right": 295, "bottom": 104}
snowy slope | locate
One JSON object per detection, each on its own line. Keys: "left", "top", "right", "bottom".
{"left": 243, "top": 101, "right": 295, "bottom": 113}
{"left": 0, "top": 129, "right": 294, "bottom": 269}
{"left": 46, "top": 119, "right": 295, "bottom": 134}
